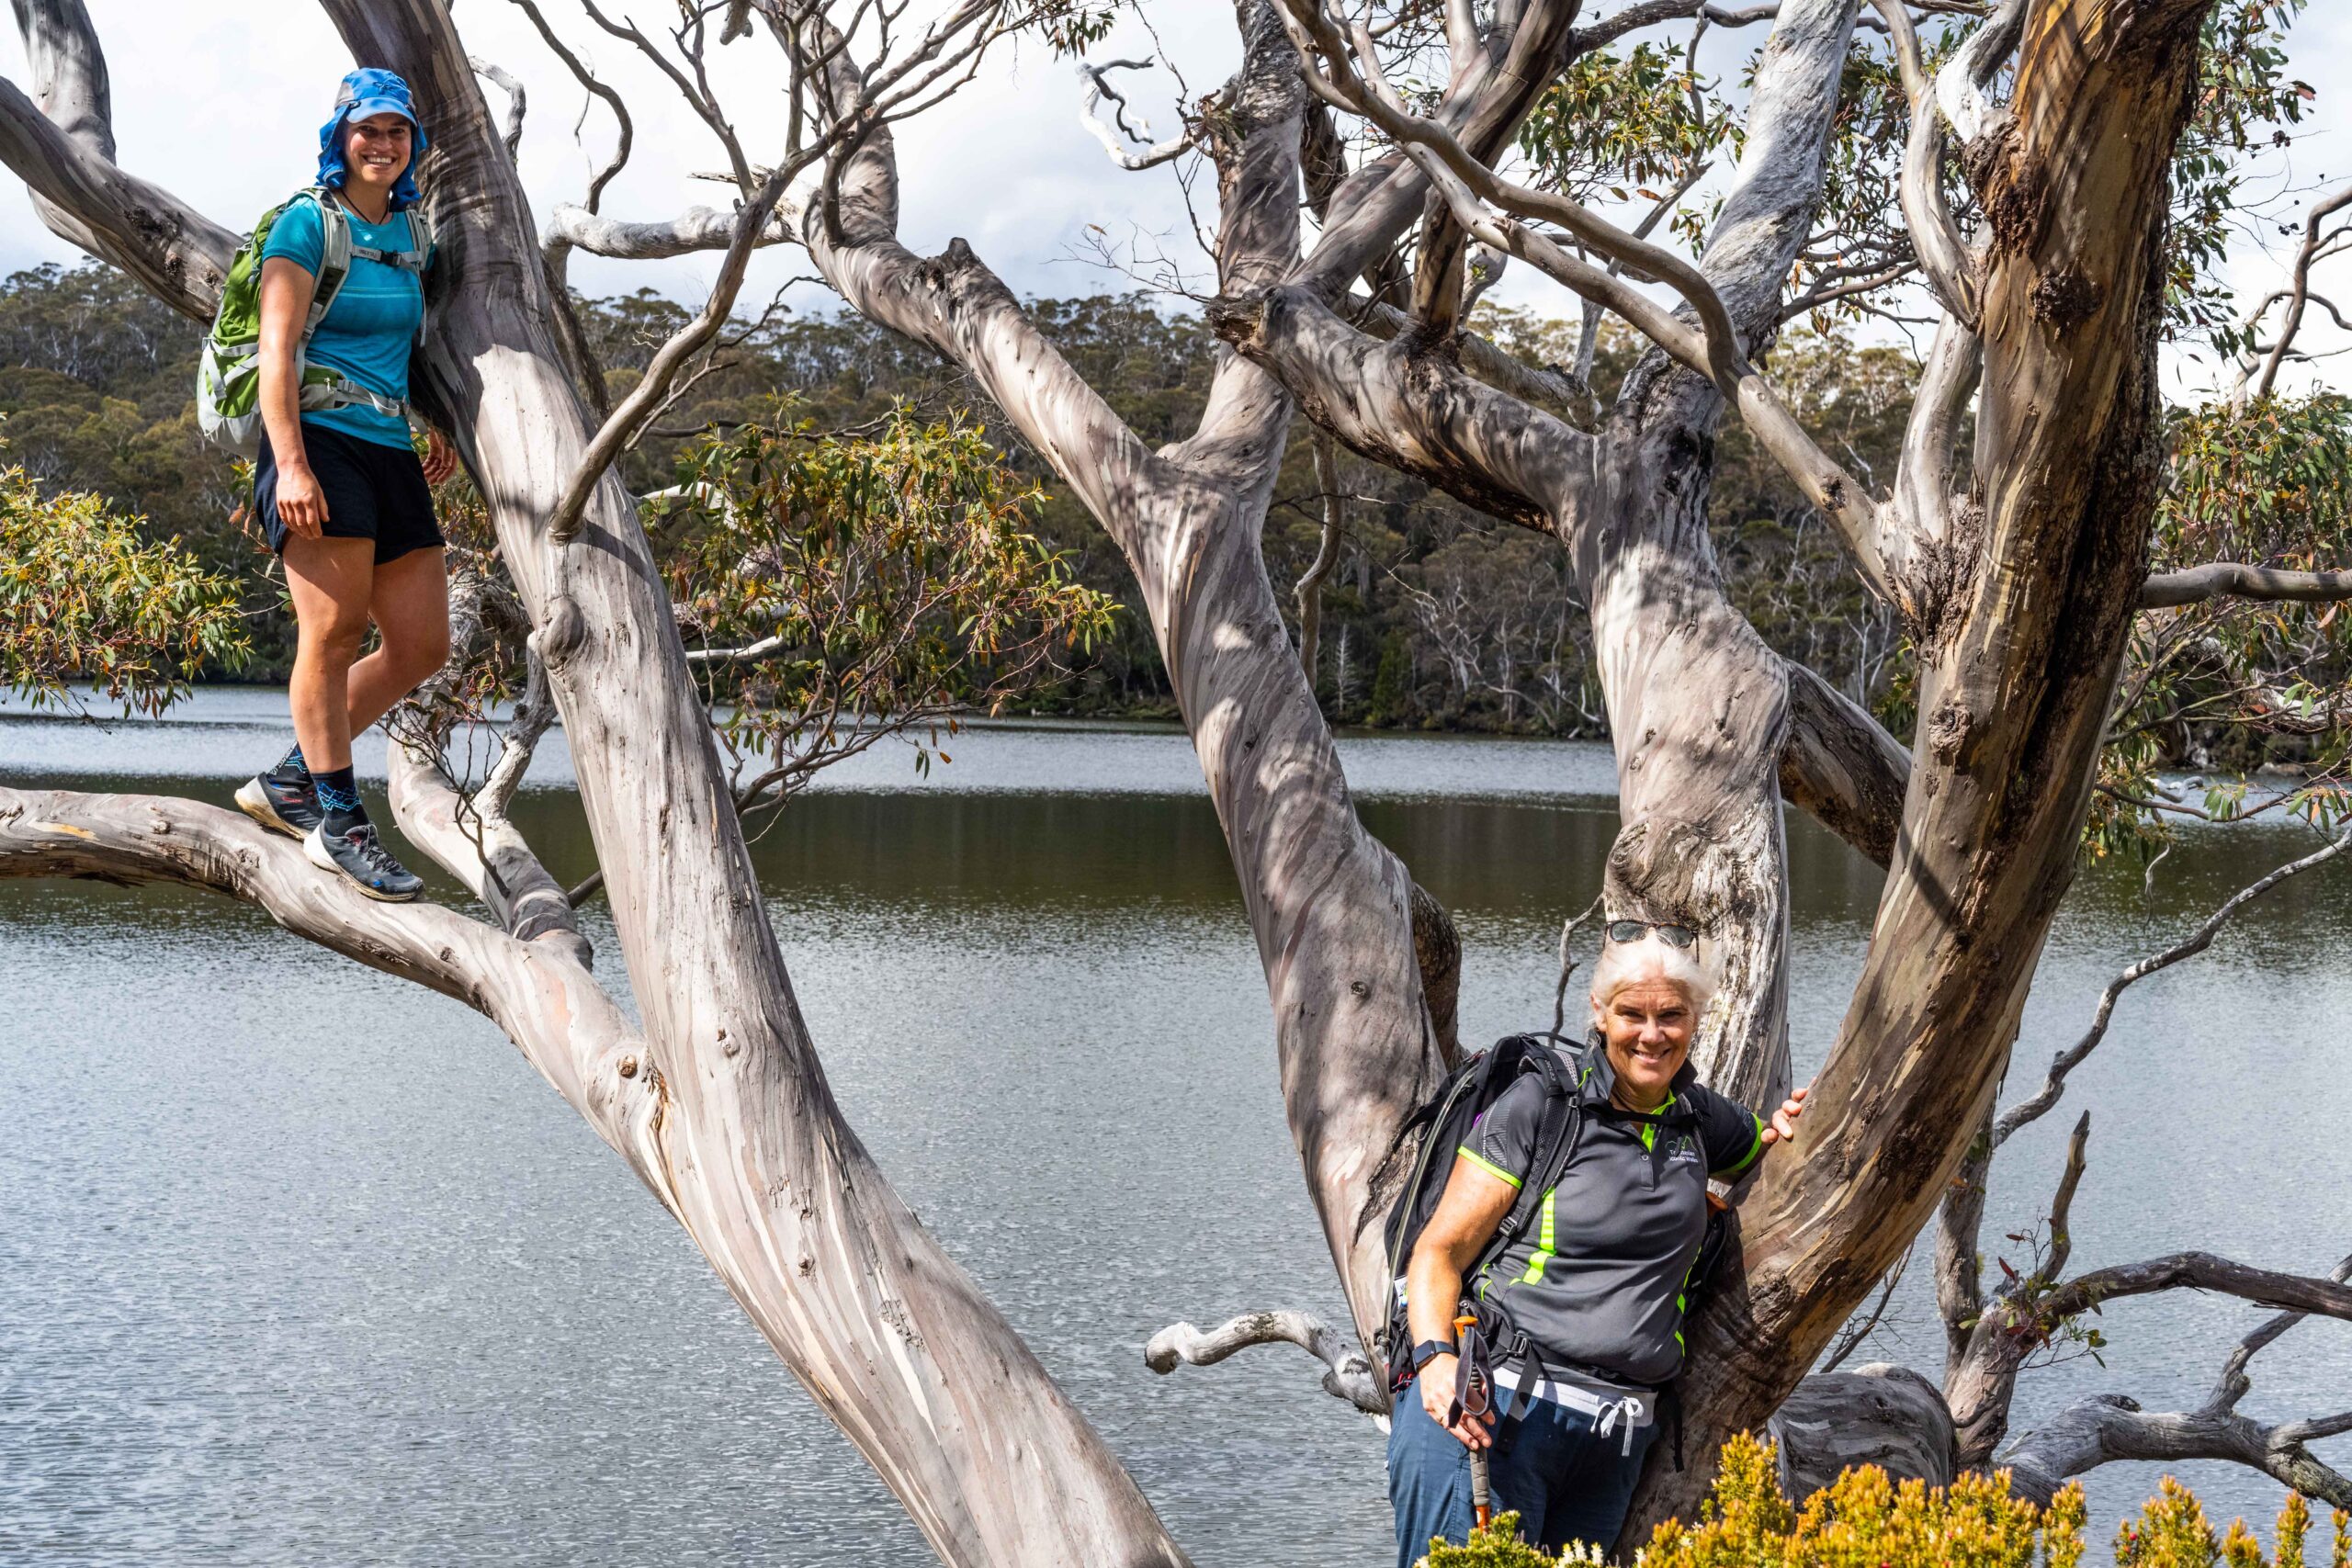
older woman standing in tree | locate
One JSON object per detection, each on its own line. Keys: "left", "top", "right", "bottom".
{"left": 1388, "top": 924, "right": 1809, "bottom": 1564}
{"left": 232, "top": 68, "right": 457, "bottom": 900}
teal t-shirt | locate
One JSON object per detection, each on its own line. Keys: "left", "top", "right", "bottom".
{"left": 259, "top": 196, "right": 424, "bottom": 450}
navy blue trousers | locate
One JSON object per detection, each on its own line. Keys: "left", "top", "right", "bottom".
{"left": 1386, "top": 1372, "right": 1657, "bottom": 1568}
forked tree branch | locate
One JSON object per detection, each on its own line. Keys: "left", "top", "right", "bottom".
{"left": 1867, "top": 0, "right": 1978, "bottom": 325}
{"left": 1273, "top": 0, "right": 1912, "bottom": 610}
{"left": 1996, "top": 827, "right": 2350, "bottom": 1144}
{"left": 505, "top": 0, "right": 632, "bottom": 211}
{"left": 1144, "top": 1310, "right": 1385, "bottom": 1415}
{"left": 2211, "top": 1254, "right": 2352, "bottom": 1416}
{"left": 469, "top": 55, "right": 526, "bottom": 160}
{"left": 0, "top": 785, "right": 665, "bottom": 1200}
{"left": 1076, "top": 58, "right": 1197, "bottom": 170}
{"left": 0, "top": 0, "right": 233, "bottom": 320}
{"left": 2035, "top": 1252, "right": 2352, "bottom": 1326}
{"left": 2250, "top": 182, "right": 2352, "bottom": 401}
{"left": 1999, "top": 1257, "right": 2352, "bottom": 1510}
{"left": 1934, "top": 0, "right": 2024, "bottom": 141}
{"left": 1343, "top": 291, "right": 1589, "bottom": 425}
{"left": 385, "top": 579, "right": 590, "bottom": 970}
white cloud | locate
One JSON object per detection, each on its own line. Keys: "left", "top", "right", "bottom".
{"left": 2, "top": 2, "right": 2345, "bottom": 399}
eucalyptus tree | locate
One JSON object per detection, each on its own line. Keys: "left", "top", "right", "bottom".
{"left": 5, "top": 0, "right": 2352, "bottom": 1564}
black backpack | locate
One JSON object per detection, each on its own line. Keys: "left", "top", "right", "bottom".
{"left": 1377, "top": 1032, "right": 1589, "bottom": 1392}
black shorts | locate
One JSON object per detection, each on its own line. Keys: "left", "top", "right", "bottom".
{"left": 256, "top": 422, "right": 445, "bottom": 564}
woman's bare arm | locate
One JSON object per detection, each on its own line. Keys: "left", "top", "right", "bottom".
{"left": 256, "top": 255, "right": 327, "bottom": 536}
{"left": 1405, "top": 1157, "right": 1518, "bottom": 1448}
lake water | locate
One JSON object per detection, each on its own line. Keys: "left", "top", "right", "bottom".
{"left": 4, "top": 691, "right": 2347, "bottom": 1564}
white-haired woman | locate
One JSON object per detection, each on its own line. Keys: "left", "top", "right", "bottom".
{"left": 1387, "top": 919, "right": 1809, "bottom": 1565}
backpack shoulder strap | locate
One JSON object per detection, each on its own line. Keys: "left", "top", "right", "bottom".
{"left": 1483, "top": 1044, "right": 1582, "bottom": 1256}
{"left": 400, "top": 207, "right": 434, "bottom": 344}
{"left": 404, "top": 207, "right": 436, "bottom": 266}
{"left": 298, "top": 187, "right": 353, "bottom": 342}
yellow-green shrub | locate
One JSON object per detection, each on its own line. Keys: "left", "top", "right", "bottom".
{"left": 1415, "top": 1435, "right": 2352, "bottom": 1568}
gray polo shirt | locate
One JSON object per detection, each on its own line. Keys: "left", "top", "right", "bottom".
{"left": 1458, "top": 1043, "right": 1766, "bottom": 1389}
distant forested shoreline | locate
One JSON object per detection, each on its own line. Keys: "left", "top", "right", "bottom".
{"left": 0, "top": 259, "right": 1909, "bottom": 736}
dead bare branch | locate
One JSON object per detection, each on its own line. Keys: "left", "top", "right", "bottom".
{"left": 2250, "top": 182, "right": 2352, "bottom": 401}
{"left": 1997, "top": 827, "right": 2351, "bottom": 1144}
{"left": 1076, "top": 58, "right": 1197, "bottom": 171}
{"left": 1818, "top": 1241, "right": 1914, "bottom": 1374}
{"left": 469, "top": 55, "right": 526, "bottom": 161}
{"left": 546, "top": 170, "right": 800, "bottom": 544}
{"left": 505, "top": 0, "right": 633, "bottom": 211}
{"left": 0, "top": 0, "right": 233, "bottom": 320}
{"left": 2141, "top": 562, "right": 2352, "bottom": 608}
{"left": 1144, "top": 1310, "right": 1386, "bottom": 1416}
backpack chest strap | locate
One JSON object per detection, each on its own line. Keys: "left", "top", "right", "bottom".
{"left": 348, "top": 243, "right": 427, "bottom": 272}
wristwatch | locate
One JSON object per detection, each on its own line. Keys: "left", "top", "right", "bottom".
{"left": 1409, "top": 1338, "right": 1455, "bottom": 1372}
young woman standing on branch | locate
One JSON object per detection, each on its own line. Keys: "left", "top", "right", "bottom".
{"left": 1390, "top": 927, "right": 1809, "bottom": 1564}
{"left": 233, "top": 68, "right": 456, "bottom": 901}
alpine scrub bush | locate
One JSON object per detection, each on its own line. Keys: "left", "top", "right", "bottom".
{"left": 1418, "top": 1512, "right": 1608, "bottom": 1566}
{"left": 1409, "top": 1435, "right": 2352, "bottom": 1567}
{"left": 2113, "top": 1479, "right": 2348, "bottom": 1568}
{"left": 0, "top": 429, "right": 250, "bottom": 714}
{"left": 1631, "top": 1432, "right": 2061, "bottom": 1568}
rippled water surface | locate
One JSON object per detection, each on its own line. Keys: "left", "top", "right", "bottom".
{"left": 4, "top": 694, "right": 2347, "bottom": 1564}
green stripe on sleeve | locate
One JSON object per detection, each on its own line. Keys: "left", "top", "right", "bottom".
{"left": 1455, "top": 1146, "right": 1524, "bottom": 1190}
{"left": 1713, "top": 1113, "right": 1767, "bottom": 1179}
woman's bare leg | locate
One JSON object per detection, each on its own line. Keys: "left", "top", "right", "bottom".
{"left": 282, "top": 536, "right": 377, "bottom": 772}
{"left": 346, "top": 547, "right": 450, "bottom": 732}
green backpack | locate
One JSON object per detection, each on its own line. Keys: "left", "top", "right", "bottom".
{"left": 195, "top": 186, "right": 435, "bottom": 456}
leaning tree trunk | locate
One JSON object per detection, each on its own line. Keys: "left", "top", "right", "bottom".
{"left": 1634, "top": 0, "right": 2219, "bottom": 1537}
{"left": 322, "top": 8, "right": 1193, "bottom": 1562}
{"left": 790, "top": 0, "right": 1453, "bottom": 1351}
{"left": 1568, "top": 0, "right": 1859, "bottom": 1111}
{"left": 3, "top": 1, "right": 1191, "bottom": 1562}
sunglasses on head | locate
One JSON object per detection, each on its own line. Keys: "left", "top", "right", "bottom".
{"left": 1605, "top": 919, "right": 1697, "bottom": 949}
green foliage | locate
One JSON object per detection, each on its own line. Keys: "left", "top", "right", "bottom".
{"left": 1417, "top": 1511, "right": 1607, "bottom": 1566}
{"left": 660, "top": 401, "right": 1118, "bottom": 809}
{"left": 1027, "top": 0, "right": 1121, "bottom": 55}
{"left": 2176, "top": 1, "right": 2314, "bottom": 352}
{"left": 1519, "top": 42, "right": 1727, "bottom": 235}
{"left": 2089, "top": 392, "right": 2352, "bottom": 860}
{"left": 2113, "top": 1478, "right": 2352, "bottom": 1568}
{"left": 1792, "top": 37, "right": 1920, "bottom": 322}
{"left": 0, "top": 260, "right": 1948, "bottom": 739}
{"left": 1408, "top": 1436, "right": 2352, "bottom": 1568}
{"left": 0, "top": 426, "right": 250, "bottom": 714}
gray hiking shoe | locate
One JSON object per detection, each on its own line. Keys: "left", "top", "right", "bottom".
{"left": 303, "top": 819, "right": 424, "bottom": 902}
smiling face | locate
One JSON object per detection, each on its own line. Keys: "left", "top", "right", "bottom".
{"left": 342, "top": 112, "right": 413, "bottom": 202}
{"left": 1592, "top": 976, "right": 1698, "bottom": 1108}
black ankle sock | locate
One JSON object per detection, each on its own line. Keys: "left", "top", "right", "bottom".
{"left": 314, "top": 766, "right": 368, "bottom": 833}
{"left": 270, "top": 741, "right": 312, "bottom": 784}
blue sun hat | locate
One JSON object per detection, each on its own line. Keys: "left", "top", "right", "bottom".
{"left": 317, "top": 67, "right": 427, "bottom": 209}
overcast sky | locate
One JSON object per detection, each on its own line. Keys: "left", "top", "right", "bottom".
{"left": 4, "top": 2, "right": 2348, "bottom": 400}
